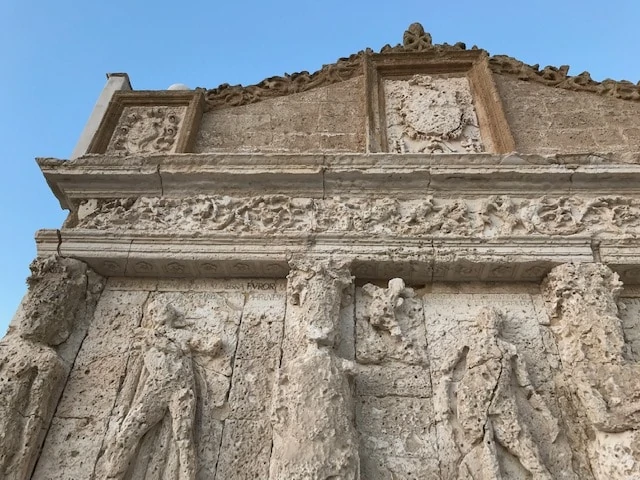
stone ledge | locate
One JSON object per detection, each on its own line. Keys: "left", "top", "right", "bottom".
{"left": 38, "top": 152, "right": 640, "bottom": 209}
{"left": 36, "top": 229, "right": 594, "bottom": 283}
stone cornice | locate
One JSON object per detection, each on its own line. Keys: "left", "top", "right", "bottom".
{"left": 198, "top": 23, "right": 640, "bottom": 110}
{"left": 36, "top": 229, "right": 594, "bottom": 283}
{"left": 39, "top": 152, "right": 640, "bottom": 209}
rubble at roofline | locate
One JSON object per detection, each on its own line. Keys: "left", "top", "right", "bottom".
{"left": 199, "top": 22, "right": 640, "bottom": 110}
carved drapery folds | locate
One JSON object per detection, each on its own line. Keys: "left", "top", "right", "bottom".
{"left": 0, "top": 256, "right": 104, "bottom": 480}
{"left": 542, "top": 263, "right": 640, "bottom": 478}
{"left": 435, "top": 308, "right": 557, "bottom": 479}
{"left": 269, "top": 259, "right": 360, "bottom": 479}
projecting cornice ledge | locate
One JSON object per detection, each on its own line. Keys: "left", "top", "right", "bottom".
{"left": 38, "top": 152, "right": 640, "bottom": 209}
{"left": 34, "top": 229, "right": 640, "bottom": 284}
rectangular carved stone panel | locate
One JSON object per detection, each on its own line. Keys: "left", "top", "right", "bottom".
{"left": 384, "top": 74, "right": 484, "bottom": 154}
{"left": 423, "top": 292, "right": 578, "bottom": 480}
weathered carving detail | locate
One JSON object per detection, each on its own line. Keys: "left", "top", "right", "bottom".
{"left": 385, "top": 74, "right": 484, "bottom": 153}
{"left": 199, "top": 23, "right": 638, "bottom": 110}
{"left": 200, "top": 53, "right": 363, "bottom": 110}
{"left": 107, "top": 106, "right": 186, "bottom": 154}
{"left": 542, "top": 263, "right": 640, "bottom": 478}
{"left": 75, "top": 194, "right": 640, "bottom": 238}
{"left": 357, "top": 279, "right": 428, "bottom": 365}
{"left": 270, "top": 259, "right": 359, "bottom": 479}
{"left": 435, "top": 307, "right": 558, "bottom": 479}
{"left": 490, "top": 55, "right": 640, "bottom": 102}
{"left": 103, "top": 298, "right": 222, "bottom": 479}
{"left": 0, "top": 256, "right": 103, "bottom": 480}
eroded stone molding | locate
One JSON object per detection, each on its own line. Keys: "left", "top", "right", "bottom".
{"left": 0, "top": 256, "right": 104, "bottom": 480}
{"left": 74, "top": 194, "right": 640, "bottom": 238}
{"left": 269, "top": 258, "right": 359, "bottom": 478}
{"left": 199, "top": 22, "right": 639, "bottom": 110}
{"left": 542, "top": 263, "right": 640, "bottom": 478}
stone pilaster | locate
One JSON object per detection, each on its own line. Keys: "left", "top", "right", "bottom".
{"left": 542, "top": 263, "right": 640, "bottom": 479}
{"left": 269, "top": 258, "right": 360, "bottom": 479}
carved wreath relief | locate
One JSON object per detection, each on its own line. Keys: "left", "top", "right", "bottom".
{"left": 385, "top": 74, "right": 484, "bottom": 153}
{"left": 107, "top": 106, "right": 186, "bottom": 155}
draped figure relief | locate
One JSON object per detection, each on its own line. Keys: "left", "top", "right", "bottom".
{"left": 543, "top": 263, "right": 640, "bottom": 479}
{"left": 433, "top": 307, "right": 559, "bottom": 480}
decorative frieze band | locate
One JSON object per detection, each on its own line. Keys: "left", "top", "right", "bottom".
{"left": 73, "top": 194, "right": 640, "bottom": 239}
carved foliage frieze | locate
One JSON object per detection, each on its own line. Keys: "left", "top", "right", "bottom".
{"left": 74, "top": 194, "right": 640, "bottom": 238}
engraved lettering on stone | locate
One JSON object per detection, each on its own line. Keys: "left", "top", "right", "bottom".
{"left": 436, "top": 308, "right": 557, "bottom": 479}
{"left": 542, "top": 263, "right": 640, "bottom": 479}
{"left": 385, "top": 74, "right": 484, "bottom": 154}
{"left": 0, "top": 256, "right": 102, "bottom": 480}
{"left": 104, "top": 299, "right": 221, "bottom": 479}
{"left": 107, "top": 106, "right": 186, "bottom": 155}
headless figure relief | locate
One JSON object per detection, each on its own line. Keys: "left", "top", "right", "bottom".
{"left": 0, "top": 311, "right": 68, "bottom": 479}
{"left": 437, "top": 308, "right": 557, "bottom": 480}
{"left": 0, "top": 256, "right": 91, "bottom": 480}
{"left": 105, "top": 299, "right": 221, "bottom": 480}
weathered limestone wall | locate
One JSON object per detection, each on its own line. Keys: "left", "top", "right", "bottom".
{"left": 495, "top": 74, "right": 640, "bottom": 155}
{"left": 9, "top": 262, "right": 639, "bottom": 479}
{"left": 194, "top": 77, "right": 365, "bottom": 153}
{"left": 31, "top": 277, "right": 285, "bottom": 480}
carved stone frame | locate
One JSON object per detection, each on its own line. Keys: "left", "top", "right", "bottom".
{"left": 87, "top": 91, "right": 204, "bottom": 154}
{"left": 364, "top": 50, "right": 515, "bottom": 153}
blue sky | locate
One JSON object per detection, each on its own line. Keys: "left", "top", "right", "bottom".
{"left": 1, "top": 0, "right": 639, "bottom": 335}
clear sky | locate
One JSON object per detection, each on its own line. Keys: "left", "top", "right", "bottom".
{"left": 1, "top": 0, "right": 639, "bottom": 335}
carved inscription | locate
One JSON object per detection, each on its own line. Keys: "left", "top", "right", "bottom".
{"left": 76, "top": 194, "right": 640, "bottom": 238}
{"left": 385, "top": 74, "right": 483, "bottom": 154}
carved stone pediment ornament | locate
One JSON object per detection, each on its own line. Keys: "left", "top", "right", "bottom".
{"left": 199, "top": 22, "right": 640, "bottom": 111}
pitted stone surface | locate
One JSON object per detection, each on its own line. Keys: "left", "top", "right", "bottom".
{"left": 385, "top": 74, "right": 483, "bottom": 153}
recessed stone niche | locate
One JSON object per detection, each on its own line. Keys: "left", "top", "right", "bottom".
{"left": 87, "top": 91, "right": 204, "bottom": 155}
{"left": 365, "top": 51, "right": 514, "bottom": 153}
{"left": 385, "top": 73, "right": 482, "bottom": 153}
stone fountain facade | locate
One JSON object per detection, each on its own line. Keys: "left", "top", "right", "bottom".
{"left": 3, "top": 23, "right": 640, "bottom": 479}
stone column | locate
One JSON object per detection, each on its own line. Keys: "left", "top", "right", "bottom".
{"left": 269, "top": 258, "right": 360, "bottom": 479}
{"left": 542, "top": 262, "right": 640, "bottom": 479}
{"left": 0, "top": 256, "right": 104, "bottom": 480}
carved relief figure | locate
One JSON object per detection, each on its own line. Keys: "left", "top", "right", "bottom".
{"left": 0, "top": 256, "right": 98, "bottom": 480}
{"left": 436, "top": 308, "right": 556, "bottom": 479}
{"left": 104, "top": 299, "right": 221, "bottom": 480}
{"left": 543, "top": 263, "right": 640, "bottom": 479}
{"left": 270, "top": 260, "right": 360, "bottom": 479}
